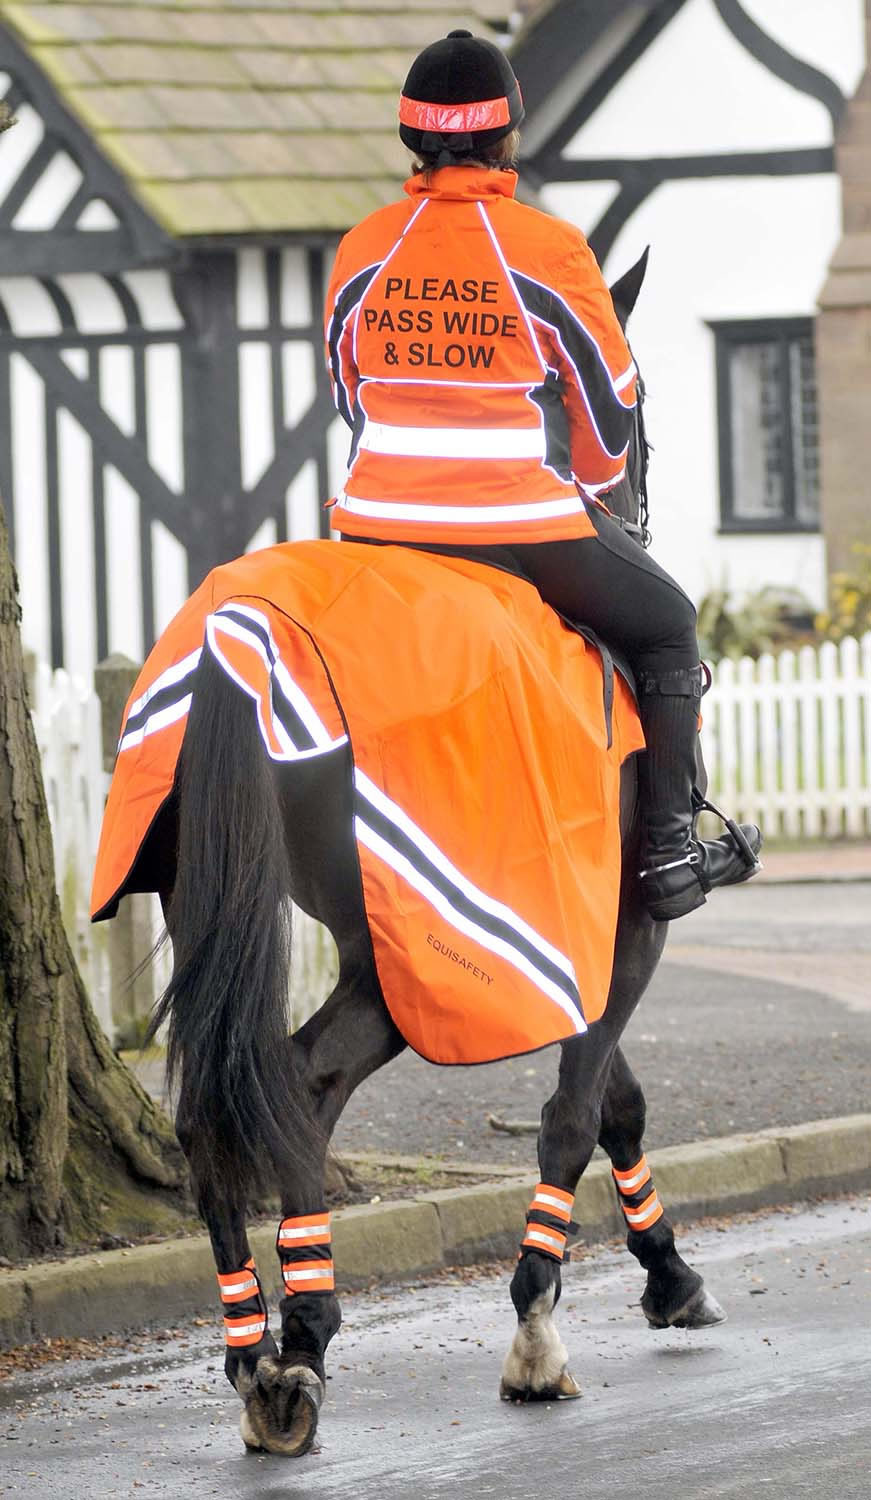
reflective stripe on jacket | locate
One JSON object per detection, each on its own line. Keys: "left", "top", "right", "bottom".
{"left": 324, "top": 167, "right": 637, "bottom": 545}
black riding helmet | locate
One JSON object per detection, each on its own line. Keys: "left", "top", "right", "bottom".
{"left": 398, "top": 29, "right": 524, "bottom": 161}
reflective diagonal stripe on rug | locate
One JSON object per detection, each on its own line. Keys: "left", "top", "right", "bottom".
{"left": 354, "top": 769, "right": 586, "bottom": 1032}
{"left": 118, "top": 648, "right": 202, "bottom": 752}
{"left": 206, "top": 604, "right": 348, "bottom": 761}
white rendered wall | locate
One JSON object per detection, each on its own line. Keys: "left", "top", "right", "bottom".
{"left": 600, "top": 172, "right": 841, "bottom": 608}
{"left": 541, "top": 0, "right": 866, "bottom": 611}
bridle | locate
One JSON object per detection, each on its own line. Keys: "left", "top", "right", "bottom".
{"left": 608, "top": 360, "right": 652, "bottom": 550}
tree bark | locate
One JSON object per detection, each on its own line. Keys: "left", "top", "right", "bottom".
{"left": 0, "top": 505, "right": 190, "bottom": 1261}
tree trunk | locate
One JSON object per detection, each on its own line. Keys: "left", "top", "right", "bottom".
{"left": 0, "top": 506, "right": 190, "bottom": 1261}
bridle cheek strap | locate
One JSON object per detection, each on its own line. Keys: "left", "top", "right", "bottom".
{"left": 277, "top": 1210, "right": 335, "bottom": 1294}
{"left": 217, "top": 1257, "right": 268, "bottom": 1348}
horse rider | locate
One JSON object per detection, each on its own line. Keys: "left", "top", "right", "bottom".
{"left": 323, "top": 30, "right": 761, "bottom": 922}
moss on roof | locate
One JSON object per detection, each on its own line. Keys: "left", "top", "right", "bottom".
{"left": 0, "top": 0, "right": 515, "bottom": 236}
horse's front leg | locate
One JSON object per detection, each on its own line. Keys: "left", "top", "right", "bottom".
{"left": 240, "top": 951, "right": 404, "bottom": 1457}
{"left": 599, "top": 1046, "right": 725, "bottom": 1330}
{"left": 499, "top": 1026, "right": 617, "bottom": 1404}
{"left": 500, "top": 878, "right": 662, "bottom": 1404}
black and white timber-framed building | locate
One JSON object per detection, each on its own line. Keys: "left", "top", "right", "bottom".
{"left": 0, "top": 0, "right": 510, "bottom": 675}
{"left": 0, "top": 0, "right": 867, "bottom": 676}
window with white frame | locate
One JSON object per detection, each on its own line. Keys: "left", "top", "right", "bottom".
{"left": 709, "top": 318, "right": 820, "bottom": 532}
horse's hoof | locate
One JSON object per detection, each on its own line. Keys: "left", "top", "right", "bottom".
{"left": 645, "top": 1285, "right": 727, "bottom": 1330}
{"left": 242, "top": 1358, "right": 324, "bottom": 1456}
{"left": 500, "top": 1367, "right": 582, "bottom": 1403}
{"left": 672, "top": 1287, "right": 727, "bottom": 1329}
{"left": 239, "top": 1407, "right": 264, "bottom": 1452}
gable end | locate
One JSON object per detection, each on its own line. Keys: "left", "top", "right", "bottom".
{"left": 0, "top": 25, "right": 170, "bottom": 276}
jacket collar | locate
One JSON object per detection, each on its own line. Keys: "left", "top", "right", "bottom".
{"left": 404, "top": 167, "right": 519, "bottom": 203}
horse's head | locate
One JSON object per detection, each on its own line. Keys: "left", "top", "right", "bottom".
{"left": 606, "top": 247, "right": 651, "bottom": 545}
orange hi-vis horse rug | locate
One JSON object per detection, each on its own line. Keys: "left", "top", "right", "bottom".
{"left": 91, "top": 541, "right": 644, "bottom": 1065}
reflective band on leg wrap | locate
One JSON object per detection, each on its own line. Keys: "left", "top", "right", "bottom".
{"left": 529, "top": 1182, "right": 574, "bottom": 1223}
{"left": 520, "top": 1182, "right": 576, "bottom": 1262}
{"left": 217, "top": 1257, "right": 268, "bottom": 1347}
{"left": 282, "top": 1258, "right": 335, "bottom": 1293}
{"left": 277, "top": 1212, "right": 331, "bottom": 1249}
{"left": 611, "top": 1154, "right": 664, "bottom": 1231}
{"left": 612, "top": 1157, "right": 651, "bottom": 1195}
{"left": 277, "top": 1211, "right": 335, "bottom": 1295}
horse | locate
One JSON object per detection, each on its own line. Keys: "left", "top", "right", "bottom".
{"left": 102, "top": 253, "right": 725, "bottom": 1457}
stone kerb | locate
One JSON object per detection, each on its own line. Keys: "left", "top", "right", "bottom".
{"left": 2, "top": 1117, "right": 870, "bottom": 1350}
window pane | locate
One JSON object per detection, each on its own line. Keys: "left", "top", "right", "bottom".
{"left": 789, "top": 334, "right": 820, "bottom": 525}
{"left": 728, "top": 341, "right": 785, "bottom": 520}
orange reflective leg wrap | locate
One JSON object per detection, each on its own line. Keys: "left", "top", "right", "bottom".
{"left": 612, "top": 1154, "right": 664, "bottom": 1233}
{"left": 217, "top": 1257, "right": 269, "bottom": 1348}
{"left": 277, "top": 1210, "right": 335, "bottom": 1295}
{"left": 520, "top": 1182, "right": 577, "bottom": 1262}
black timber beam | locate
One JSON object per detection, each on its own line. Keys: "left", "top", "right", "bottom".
{"left": 544, "top": 147, "right": 836, "bottom": 183}
{"left": 173, "top": 253, "right": 245, "bottom": 583}
{"left": 0, "top": 230, "right": 166, "bottom": 277}
{"left": 578, "top": 146, "right": 835, "bottom": 264}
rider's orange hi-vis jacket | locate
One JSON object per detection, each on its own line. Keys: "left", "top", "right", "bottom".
{"left": 324, "top": 167, "right": 637, "bottom": 545}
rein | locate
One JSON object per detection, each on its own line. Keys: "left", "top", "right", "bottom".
{"left": 604, "top": 362, "right": 653, "bottom": 549}
{"left": 625, "top": 365, "right": 653, "bottom": 546}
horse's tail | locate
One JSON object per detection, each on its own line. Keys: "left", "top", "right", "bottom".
{"left": 149, "top": 642, "right": 318, "bottom": 1207}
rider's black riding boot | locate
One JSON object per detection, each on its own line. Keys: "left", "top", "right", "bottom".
{"left": 637, "top": 666, "right": 762, "bottom": 922}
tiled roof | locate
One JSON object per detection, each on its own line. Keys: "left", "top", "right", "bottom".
{"left": 0, "top": 1, "right": 516, "bottom": 236}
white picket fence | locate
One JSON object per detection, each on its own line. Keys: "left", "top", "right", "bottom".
{"left": 28, "top": 659, "right": 114, "bottom": 1035}
{"left": 700, "top": 632, "right": 871, "bottom": 839}
{"left": 29, "top": 632, "right": 871, "bottom": 1043}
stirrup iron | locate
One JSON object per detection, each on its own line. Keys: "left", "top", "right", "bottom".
{"left": 690, "top": 789, "right": 762, "bottom": 877}
{"left": 640, "top": 793, "right": 763, "bottom": 921}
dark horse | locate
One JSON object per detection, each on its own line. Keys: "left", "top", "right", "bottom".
{"left": 144, "top": 255, "right": 724, "bottom": 1457}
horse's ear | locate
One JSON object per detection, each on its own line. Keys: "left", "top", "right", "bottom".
{"left": 609, "top": 246, "right": 650, "bottom": 330}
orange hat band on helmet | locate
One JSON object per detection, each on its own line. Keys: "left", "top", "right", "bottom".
{"left": 398, "top": 94, "right": 514, "bottom": 135}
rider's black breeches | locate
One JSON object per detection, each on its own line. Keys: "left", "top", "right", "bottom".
{"left": 358, "top": 507, "right": 699, "bottom": 678}
{"left": 506, "top": 507, "right": 700, "bottom": 676}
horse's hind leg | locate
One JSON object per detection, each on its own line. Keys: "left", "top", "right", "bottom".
{"left": 239, "top": 942, "right": 404, "bottom": 1457}
{"left": 175, "top": 1118, "right": 282, "bottom": 1415}
{"left": 160, "top": 890, "right": 283, "bottom": 1420}
{"left": 599, "top": 1046, "right": 725, "bottom": 1330}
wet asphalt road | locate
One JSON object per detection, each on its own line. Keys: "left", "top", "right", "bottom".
{"left": 331, "top": 879, "right": 871, "bottom": 1166}
{"left": 2, "top": 1196, "right": 870, "bottom": 1499}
